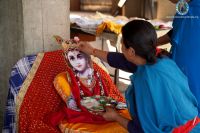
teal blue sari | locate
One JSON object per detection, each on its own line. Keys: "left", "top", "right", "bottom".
{"left": 125, "top": 58, "right": 200, "bottom": 132}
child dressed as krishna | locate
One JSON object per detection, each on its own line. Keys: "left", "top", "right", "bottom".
{"left": 48, "top": 36, "right": 131, "bottom": 133}
{"left": 17, "top": 36, "right": 130, "bottom": 133}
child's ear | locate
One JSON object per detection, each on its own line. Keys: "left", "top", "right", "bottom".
{"left": 127, "top": 47, "right": 135, "bottom": 57}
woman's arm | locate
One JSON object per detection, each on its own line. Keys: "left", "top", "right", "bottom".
{"left": 101, "top": 107, "right": 143, "bottom": 133}
{"left": 115, "top": 114, "right": 129, "bottom": 129}
{"left": 101, "top": 107, "right": 129, "bottom": 129}
{"left": 107, "top": 52, "right": 137, "bottom": 72}
{"left": 78, "top": 42, "right": 137, "bottom": 72}
{"left": 157, "top": 30, "right": 172, "bottom": 46}
{"left": 78, "top": 42, "right": 108, "bottom": 62}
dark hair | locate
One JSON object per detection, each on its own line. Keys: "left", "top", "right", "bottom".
{"left": 122, "top": 20, "right": 157, "bottom": 64}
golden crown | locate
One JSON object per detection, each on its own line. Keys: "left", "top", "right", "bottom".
{"left": 53, "top": 35, "right": 79, "bottom": 52}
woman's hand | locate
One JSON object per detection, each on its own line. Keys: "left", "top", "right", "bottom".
{"left": 78, "top": 41, "right": 95, "bottom": 55}
{"left": 78, "top": 41, "right": 109, "bottom": 63}
{"left": 101, "top": 107, "right": 119, "bottom": 121}
{"left": 102, "top": 107, "right": 129, "bottom": 129}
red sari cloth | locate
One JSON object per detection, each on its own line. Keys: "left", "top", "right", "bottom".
{"left": 18, "top": 50, "right": 66, "bottom": 132}
{"left": 173, "top": 117, "right": 200, "bottom": 133}
{"left": 49, "top": 61, "right": 126, "bottom": 126}
{"left": 18, "top": 50, "right": 128, "bottom": 133}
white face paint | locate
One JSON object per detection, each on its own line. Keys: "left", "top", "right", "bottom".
{"left": 67, "top": 50, "right": 87, "bottom": 73}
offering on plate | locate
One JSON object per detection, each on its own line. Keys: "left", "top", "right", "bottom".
{"left": 80, "top": 95, "right": 127, "bottom": 113}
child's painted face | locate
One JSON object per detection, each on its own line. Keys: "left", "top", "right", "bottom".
{"left": 67, "top": 50, "right": 87, "bottom": 72}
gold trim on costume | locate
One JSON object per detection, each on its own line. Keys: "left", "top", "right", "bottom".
{"left": 15, "top": 53, "right": 44, "bottom": 132}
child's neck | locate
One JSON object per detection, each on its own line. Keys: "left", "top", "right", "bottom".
{"left": 78, "top": 68, "right": 93, "bottom": 78}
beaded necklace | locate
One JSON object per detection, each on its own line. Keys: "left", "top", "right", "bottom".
{"left": 74, "top": 70, "right": 105, "bottom": 98}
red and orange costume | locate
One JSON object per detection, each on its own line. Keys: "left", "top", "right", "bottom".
{"left": 16, "top": 50, "right": 130, "bottom": 133}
